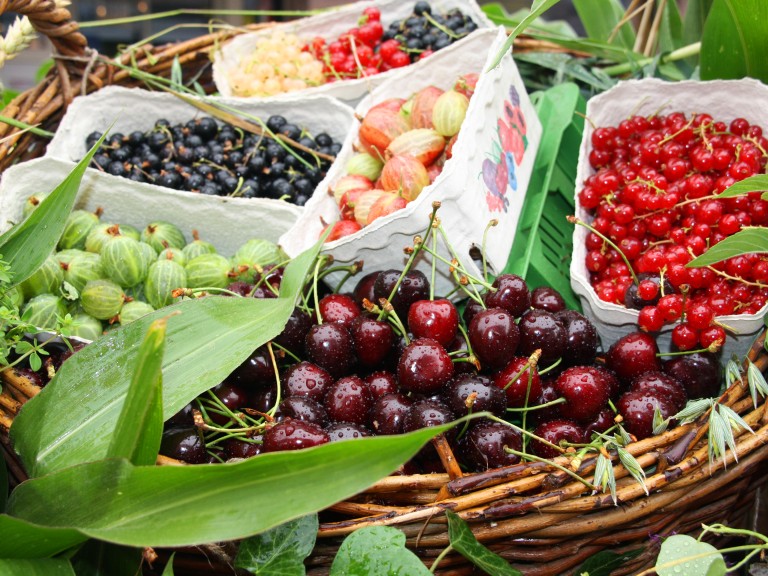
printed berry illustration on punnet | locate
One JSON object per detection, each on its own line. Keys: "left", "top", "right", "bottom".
{"left": 482, "top": 85, "right": 528, "bottom": 212}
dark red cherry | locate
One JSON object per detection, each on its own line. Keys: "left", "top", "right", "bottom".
{"left": 530, "top": 286, "right": 566, "bottom": 313}
{"left": 373, "top": 269, "right": 430, "bottom": 318}
{"left": 364, "top": 370, "right": 398, "bottom": 399}
{"left": 274, "top": 307, "right": 313, "bottom": 354}
{"left": 443, "top": 373, "right": 507, "bottom": 417}
{"left": 369, "top": 392, "right": 413, "bottom": 435}
{"left": 262, "top": 419, "right": 330, "bottom": 452}
{"left": 324, "top": 375, "right": 373, "bottom": 425}
{"left": 225, "top": 281, "right": 254, "bottom": 297}
{"left": 555, "top": 309, "right": 599, "bottom": 366}
{"left": 222, "top": 437, "right": 262, "bottom": 460}
{"left": 166, "top": 402, "right": 195, "bottom": 427}
{"left": 582, "top": 407, "right": 616, "bottom": 441}
{"left": 493, "top": 356, "right": 542, "bottom": 408}
{"left": 160, "top": 427, "right": 207, "bottom": 464}
{"left": 617, "top": 390, "right": 677, "bottom": 440}
{"left": 530, "top": 379, "right": 562, "bottom": 424}
{"left": 630, "top": 371, "right": 687, "bottom": 412}
{"left": 605, "top": 331, "right": 662, "bottom": 384}
{"left": 350, "top": 315, "right": 394, "bottom": 369}
{"left": 407, "top": 298, "right": 459, "bottom": 347}
{"left": 468, "top": 307, "right": 519, "bottom": 371}
{"left": 282, "top": 361, "right": 334, "bottom": 402}
{"left": 210, "top": 382, "right": 250, "bottom": 424}
{"left": 352, "top": 271, "right": 379, "bottom": 307}
{"left": 663, "top": 352, "right": 722, "bottom": 400}
{"left": 227, "top": 345, "right": 273, "bottom": 389}
{"left": 325, "top": 422, "right": 371, "bottom": 441}
{"left": 249, "top": 384, "right": 278, "bottom": 414}
{"left": 458, "top": 420, "right": 522, "bottom": 471}
{"left": 554, "top": 366, "right": 611, "bottom": 423}
{"left": 318, "top": 293, "right": 361, "bottom": 327}
{"left": 277, "top": 396, "right": 328, "bottom": 425}
{"left": 397, "top": 337, "right": 454, "bottom": 393}
{"left": 530, "top": 419, "right": 584, "bottom": 459}
{"left": 462, "top": 299, "right": 484, "bottom": 327}
{"left": 484, "top": 274, "right": 531, "bottom": 317}
{"left": 305, "top": 322, "right": 356, "bottom": 378}
{"left": 402, "top": 398, "right": 455, "bottom": 438}
{"left": 517, "top": 309, "right": 566, "bottom": 366}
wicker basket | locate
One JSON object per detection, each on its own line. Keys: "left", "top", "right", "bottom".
{"left": 2, "top": 2, "right": 768, "bottom": 575}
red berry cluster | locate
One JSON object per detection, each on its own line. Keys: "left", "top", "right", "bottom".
{"left": 579, "top": 112, "right": 768, "bottom": 349}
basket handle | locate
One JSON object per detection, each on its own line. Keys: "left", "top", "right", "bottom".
{"left": 1, "top": 0, "right": 88, "bottom": 58}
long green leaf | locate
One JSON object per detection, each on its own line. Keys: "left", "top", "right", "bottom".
{"left": 573, "top": 0, "right": 635, "bottom": 48}
{"left": 715, "top": 174, "right": 768, "bottom": 198}
{"left": 12, "top": 239, "right": 321, "bottom": 477}
{"left": 107, "top": 318, "right": 167, "bottom": 466}
{"left": 683, "top": 0, "right": 713, "bottom": 47}
{"left": 0, "top": 515, "right": 84, "bottom": 558}
{"left": 0, "top": 456, "right": 6, "bottom": 513}
{"left": 70, "top": 540, "right": 143, "bottom": 576}
{"left": 445, "top": 511, "right": 522, "bottom": 576}
{"left": 7, "top": 424, "right": 454, "bottom": 548}
{"left": 488, "top": 0, "right": 562, "bottom": 70}
{"left": 0, "top": 558, "right": 75, "bottom": 575}
{"left": 700, "top": 0, "right": 768, "bottom": 82}
{"left": 658, "top": 0, "right": 684, "bottom": 53}
{"left": 0, "top": 135, "right": 105, "bottom": 286}
{"left": 687, "top": 228, "right": 768, "bottom": 267}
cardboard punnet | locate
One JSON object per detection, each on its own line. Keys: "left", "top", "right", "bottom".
{"left": 212, "top": 0, "right": 493, "bottom": 106}
{"left": 279, "top": 27, "right": 542, "bottom": 296}
{"left": 42, "top": 86, "right": 358, "bottom": 243}
{"left": 570, "top": 78, "right": 768, "bottom": 359}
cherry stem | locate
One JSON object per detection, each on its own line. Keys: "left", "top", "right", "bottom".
{"left": 481, "top": 219, "right": 498, "bottom": 282}
{"left": 538, "top": 356, "right": 562, "bottom": 376}
{"left": 324, "top": 261, "right": 364, "bottom": 294}
{"left": 430, "top": 218, "right": 437, "bottom": 301}
{"left": 271, "top": 341, "right": 301, "bottom": 364}
{"left": 429, "top": 544, "right": 455, "bottom": 573}
{"left": 506, "top": 397, "right": 566, "bottom": 412}
{"left": 568, "top": 215, "right": 640, "bottom": 285}
{"left": 266, "top": 342, "right": 282, "bottom": 419}
{"left": 312, "top": 255, "right": 326, "bottom": 325}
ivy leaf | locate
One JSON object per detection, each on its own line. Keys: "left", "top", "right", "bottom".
{"left": 330, "top": 526, "right": 431, "bottom": 576}
{"left": 655, "top": 534, "right": 727, "bottom": 576}
{"left": 687, "top": 228, "right": 768, "bottom": 267}
{"left": 445, "top": 510, "right": 522, "bottom": 576}
{"left": 234, "top": 514, "right": 318, "bottom": 576}
{"left": 700, "top": 0, "right": 768, "bottom": 82}
{"left": 575, "top": 549, "right": 643, "bottom": 576}
{"left": 0, "top": 559, "right": 75, "bottom": 575}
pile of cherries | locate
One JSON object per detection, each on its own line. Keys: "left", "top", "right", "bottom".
{"left": 159, "top": 268, "right": 722, "bottom": 473}
{"left": 579, "top": 112, "right": 768, "bottom": 350}
{"left": 302, "top": 2, "right": 477, "bottom": 82}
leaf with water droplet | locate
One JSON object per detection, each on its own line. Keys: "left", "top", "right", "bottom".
{"left": 656, "top": 535, "right": 727, "bottom": 576}
{"left": 329, "top": 526, "right": 431, "bottom": 576}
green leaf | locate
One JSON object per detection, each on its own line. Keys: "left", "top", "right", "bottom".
{"left": 0, "top": 135, "right": 106, "bottom": 287}
{"left": 7, "top": 424, "right": 455, "bottom": 548}
{"left": 576, "top": 548, "right": 643, "bottom": 576}
{"left": 658, "top": 0, "right": 684, "bottom": 53}
{"left": 700, "top": 0, "right": 768, "bottom": 82}
{"left": 0, "top": 457, "right": 6, "bottom": 513}
{"left": 0, "top": 558, "right": 75, "bottom": 575}
{"left": 715, "top": 174, "right": 768, "bottom": 198}
{"left": 329, "top": 526, "right": 431, "bottom": 576}
{"left": 686, "top": 228, "right": 768, "bottom": 267}
{"left": 683, "top": 0, "right": 713, "bottom": 48}
{"left": 161, "top": 553, "right": 175, "bottom": 576}
{"left": 234, "top": 514, "right": 317, "bottom": 575}
{"left": 747, "top": 359, "right": 768, "bottom": 408}
{"left": 488, "top": 0, "right": 562, "bottom": 70}
{"left": 655, "top": 534, "right": 727, "bottom": 576}
{"left": 12, "top": 239, "right": 322, "bottom": 477}
{"left": 573, "top": 0, "right": 635, "bottom": 48}
{"left": 70, "top": 540, "right": 143, "bottom": 576}
{"left": 35, "top": 60, "right": 54, "bottom": 83}
{"left": 170, "top": 55, "right": 183, "bottom": 88}
{"left": 445, "top": 511, "right": 522, "bottom": 576}
{"left": 0, "top": 514, "right": 85, "bottom": 558}
{"left": 107, "top": 318, "right": 167, "bottom": 466}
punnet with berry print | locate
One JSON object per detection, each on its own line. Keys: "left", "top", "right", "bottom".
{"left": 570, "top": 78, "right": 768, "bottom": 359}
{"left": 279, "top": 26, "right": 542, "bottom": 297}
{"left": 212, "top": 0, "right": 493, "bottom": 106}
